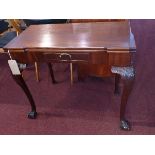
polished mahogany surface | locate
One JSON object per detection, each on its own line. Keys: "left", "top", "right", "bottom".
{"left": 4, "top": 21, "right": 135, "bottom": 52}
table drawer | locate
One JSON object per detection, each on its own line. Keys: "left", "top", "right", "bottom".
{"left": 43, "top": 52, "right": 90, "bottom": 62}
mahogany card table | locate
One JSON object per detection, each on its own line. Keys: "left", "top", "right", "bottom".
{"left": 4, "top": 21, "right": 136, "bottom": 130}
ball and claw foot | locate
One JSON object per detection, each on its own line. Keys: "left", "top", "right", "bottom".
{"left": 28, "top": 111, "right": 37, "bottom": 119}
{"left": 120, "top": 120, "right": 131, "bottom": 131}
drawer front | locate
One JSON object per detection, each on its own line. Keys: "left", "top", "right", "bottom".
{"left": 43, "top": 52, "right": 90, "bottom": 62}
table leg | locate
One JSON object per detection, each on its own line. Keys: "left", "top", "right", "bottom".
{"left": 111, "top": 66, "right": 135, "bottom": 131}
{"left": 12, "top": 74, "right": 37, "bottom": 119}
{"left": 114, "top": 74, "right": 121, "bottom": 95}
{"left": 70, "top": 63, "right": 73, "bottom": 85}
{"left": 47, "top": 63, "right": 57, "bottom": 84}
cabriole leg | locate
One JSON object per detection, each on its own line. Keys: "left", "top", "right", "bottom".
{"left": 111, "top": 66, "right": 135, "bottom": 131}
{"left": 114, "top": 74, "right": 121, "bottom": 95}
{"left": 12, "top": 74, "right": 37, "bottom": 119}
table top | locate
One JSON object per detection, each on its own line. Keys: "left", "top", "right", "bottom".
{"left": 4, "top": 21, "right": 136, "bottom": 52}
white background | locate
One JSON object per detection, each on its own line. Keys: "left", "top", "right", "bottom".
{"left": 1, "top": 0, "right": 155, "bottom": 19}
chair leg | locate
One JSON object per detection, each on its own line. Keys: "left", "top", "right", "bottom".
{"left": 70, "top": 63, "right": 73, "bottom": 85}
{"left": 35, "top": 62, "right": 40, "bottom": 82}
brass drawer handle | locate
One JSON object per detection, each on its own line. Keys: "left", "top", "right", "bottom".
{"left": 59, "top": 53, "right": 72, "bottom": 59}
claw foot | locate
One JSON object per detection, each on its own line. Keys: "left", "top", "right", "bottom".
{"left": 28, "top": 111, "right": 37, "bottom": 119}
{"left": 120, "top": 120, "right": 131, "bottom": 131}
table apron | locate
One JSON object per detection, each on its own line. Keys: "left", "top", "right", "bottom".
{"left": 8, "top": 50, "right": 134, "bottom": 67}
